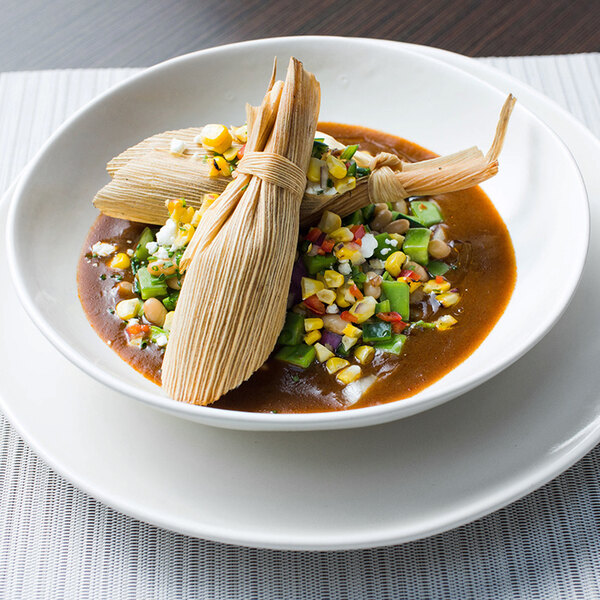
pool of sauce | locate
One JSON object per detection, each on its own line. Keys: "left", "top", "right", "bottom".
{"left": 78, "top": 123, "right": 516, "bottom": 413}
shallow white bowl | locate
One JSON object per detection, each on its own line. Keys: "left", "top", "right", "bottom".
{"left": 6, "top": 37, "right": 589, "bottom": 431}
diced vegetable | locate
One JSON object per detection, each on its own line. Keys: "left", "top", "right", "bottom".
{"left": 376, "top": 299, "right": 391, "bottom": 314}
{"left": 275, "top": 344, "right": 316, "bottom": 368}
{"left": 402, "top": 228, "right": 432, "bottom": 265}
{"left": 149, "top": 326, "right": 168, "bottom": 343}
{"left": 278, "top": 313, "right": 305, "bottom": 346}
{"left": 343, "top": 210, "right": 363, "bottom": 226}
{"left": 362, "top": 321, "right": 392, "bottom": 343}
{"left": 354, "top": 345, "right": 375, "bottom": 365}
{"left": 115, "top": 298, "right": 142, "bottom": 321}
{"left": 301, "top": 277, "right": 325, "bottom": 300}
{"left": 390, "top": 212, "right": 426, "bottom": 228}
{"left": 325, "top": 357, "right": 349, "bottom": 374}
{"left": 340, "top": 144, "right": 359, "bottom": 160}
{"left": 337, "top": 365, "right": 362, "bottom": 384}
{"left": 410, "top": 200, "right": 444, "bottom": 227}
{"left": 134, "top": 227, "right": 155, "bottom": 261}
{"left": 136, "top": 267, "right": 168, "bottom": 300}
{"left": 302, "top": 254, "right": 337, "bottom": 275}
{"left": 373, "top": 233, "right": 396, "bottom": 260}
{"left": 374, "top": 333, "right": 407, "bottom": 355}
{"left": 380, "top": 280, "right": 410, "bottom": 320}
{"left": 384, "top": 251, "right": 407, "bottom": 278}
{"left": 162, "top": 290, "right": 179, "bottom": 311}
{"left": 427, "top": 260, "right": 451, "bottom": 276}
{"left": 362, "top": 204, "right": 375, "bottom": 222}
{"left": 318, "top": 210, "right": 342, "bottom": 234}
{"left": 314, "top": 343, "right": 334, "bottom": 363}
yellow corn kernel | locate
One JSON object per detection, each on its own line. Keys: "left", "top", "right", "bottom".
{"left": 301, "top": 277, "right": 325, "bottom": 300}
{"left": 191, "top": 210, "right": 201, "bottom": 227}
{"left": 167, "top": 198, "right": 186, "bottom": 215}
{"left": 200, "top": 124, "right": 232, "bottom": 154}
{"left": 324, "top": 269, "right": 344, "bottom": 288}
{"left": 304, "top": 318, "right": 324, "bottom": 332}
{"left": 326, "top": 154, "right": 347, "bottom": 179}
{"left": 423, "top": 279, "right": 451, "bottom": 294}
{"left": 231, "top": 125, "right": 247, "bottom": 143}
{"left": 409, "top": 281, "right": 422, "bottom": 293}
{"left": 334, "top": 245, "right": 357, "bottom": 261}
{"left": 115, "top": 298, "right": 142, "bottom": 321}
{"left": 348, "top": 296, "right": 377, "bottom": 324}
{"left": 223, "top": 146, "right": 239, "bottom": 162}
{"left": 435, "top": 315, "right": 458, "bottom": 331}
{"left": 329, "top": 227, "right": 354, "bottom": 243}
{"left": 354, "top": 345, "right": 375, "bottom": 365}
{"left": 304, "top": 330, "right": 321, "bottom": 345}
{"left": 341, "top": 335, "right": 359, "bottom": 351}
{"left": 314, "top": 342, "right": 334, "bottom": 363}
{"left": 336, "top": 288, "right": 351, "bottom": 308}
{"left": 172, "top": 205, "right": 195, "bottom": 224}
{"left": 336, "top": 365, "right": 362, "bottom": 385}
{"left": 316, "top": 289, "right": 336, "bottom": 305}
{"left": 333, "top": 176, "right": 356, "bottom": 194}
{"left": 318, "top": 210, "right": 342, "bottom": 234}
{"left": 384, "top": 251, "right": 407, "bottom": 278}
{"left": 308, "top": 158, "right": 325, "bottom": 183}
{"left": 198, "top": 193, "right": 219, "bottom": 217}
{"left": 209, "top": 155, "right": 231, "bottom": 177}
{"left": 325, "top": 357, "right": 349, "bottom": 375}
{"left": 437, "top": 292, "right": 461, "bottom": 307}
{"left": 163, "top": 311, "right": 175, "bottom": 332}
{"left": 174, "top": 223, "right": 195, "bottom": 247}
{"left": 342, "top": 323, "right": 362, "bottom": 338}
{"left": 108, "top": 252, "right": 131, "bottom": 270}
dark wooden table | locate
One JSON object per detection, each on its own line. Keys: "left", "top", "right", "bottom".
{"left": 1, "top": 0, "right": 598, "bottom": 70}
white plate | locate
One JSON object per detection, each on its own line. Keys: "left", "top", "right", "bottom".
{"left": 1, "top": 40, "right": 599, "bottom": 550}
{"left": 5, "top": 37, "right": 589, "bottom": 430}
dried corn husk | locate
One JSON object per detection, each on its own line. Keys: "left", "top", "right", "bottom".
{"left": 162, "top": 57, "right": 320, "bottom": 406}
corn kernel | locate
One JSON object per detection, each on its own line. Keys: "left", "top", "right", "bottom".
{"left": 301, "top": 277, "right": 325, "bottom": 300}
{"left": 333, "top": 176, "right": 356, "bottom": 194}
{"left": 354, "top": 345, "right": 375, "bottom": 365}
{"left": 326, "top": 154, "right": 347, "bottom": 179}
{"left": 435, "top": 315, "right": 458, "bottom": 331}
{"left": 200, "top": 124, "right": 232, "bottom": 154}
{"left": 348, "top": 296, "right": 377, "bottom": 323}
{"left": 108, "top": 252, "right": 131, "bottom": 270}
{"left": 174, "top": 223, "right": 195, "bottom": 247}
{"left": 211, "top": 156, "right": 231, "bottom": 177}
{"left": 223, "top": 146, "right": 239, "bottom": 162}
{"left": 334, "top": 245, "right": 357, "bottom": 261}
{"left": 317, "top": 210, "right": 342, "bottom": 234}
{"left": 341, "top": 335, "right": 359, "bottom": 351}
{"left": 231, "top": 125, "right": 247, "bottom": 143}
{"left": 163, "top": 311, "right": 175, "bottom": 332}
{"left": 342, "top": 323, "right": 362, "bottom": 338}
{"left": 314, "top": 342, "right": 334, "bottom": 363}
{"left": 384, "top": 251, "right": 407, "bottom": 278}
{"left": 198, "top": 193, "right": 219, "bottom": 217}
{"left": 423, "top": 279, "right": 451, "bottom": 294}
{"left": 115, "top": 298, "right": 142, "bottom": 321}
{"left": 316, "top": 289, "right": 336, "bottom": 305}
{"left": 325, "top": 357, "right": 349, "bottom": 374}
{"left": 304, "top": 318, "right": 324, "bottom": 332}
{"left": 308, "top": 158, "right": 325, "bottom": 183}
{"left": 324, "top": 269, "right": 344, "bottom": 288}
{"left": 329, "top": 227, "right": 354, "bottom": 243}
{"left": 336, "top": 288, "right": 351, "bottom": 307}
{"left": 337, "top": 365, "right": 362, "bottom": 385}
{"left": 409, "top": 281, "right": 422, "bottom": 293}
{"left": 437, "top": 292, "right": 461, "bottom": 307}
{"left": 304, "top": 330, "right": 321, "bottom": 345}
{"left": 191, "top": 210, "right": 201, "bottom": 227}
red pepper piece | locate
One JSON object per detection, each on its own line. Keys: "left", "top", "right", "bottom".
{"left": 237, "top": 144, "right": 246, "bottom": 160}
{"left": 435, "top": 275, "right": 444, "bottom": 284}
{"left": 392, "top": 320, "right": 408, "bottom": 334}
{"left": 376, "top": 311, "right": 404, "bottom": 322}
{"left": 305, "top": 227, "right": 323, "bottom": 243}
{"left": 320, "top": 239, "right": 335, "bottom": 254}
{"left": 340, "top": 311, "right": 359, "bottom": 323}
{"left": 303, "top": 295, "right": 325, "bottom": 315}
{"left": 126, "top": 323, "right": 150, "bottom": 337}
{"left": 349, "top": 284, "right": 364, "bottom": 300}
{"left": 399, "top": 269, "right": 419, "bottom": 282}
{"left": 352, "top": 224, "right": 366, "bottom": 241}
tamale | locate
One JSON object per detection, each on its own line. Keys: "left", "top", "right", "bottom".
{"left": 162, "top": 57, "right": 320, "bottom": 405}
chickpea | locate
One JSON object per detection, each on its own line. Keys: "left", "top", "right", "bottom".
{"left": 322, "top": 314, "right": 347, "bottom": 335}
{"left": 148, "top": 260, "right": 177, "bottom": 277}
{"left": 143, "top": 298, "right": 167, "bottom": 327}
{"left": 115, "top": 281, "right": 134, "bottom": 297}
{"left": 364, "top": 271, "right": 382, "bottom": 299}
{"left": 370, "top": 209, "right": 393, "bottom": 231}
{"left": 428, "top": 239, "right": 451, "bottom": 259}
{"left": 404, "top": 260, "right": 428, "bottom": 281}
{"left": 384, "top": 219, "right": 410, "bottom": 235}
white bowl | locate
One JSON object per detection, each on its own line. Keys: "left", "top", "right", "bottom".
{"left": 6, "top": 37, "right": 589, "bottom": 431}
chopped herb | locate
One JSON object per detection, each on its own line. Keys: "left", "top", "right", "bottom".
{"left": 99, "top": 274, "right": 106, "bottom": 280}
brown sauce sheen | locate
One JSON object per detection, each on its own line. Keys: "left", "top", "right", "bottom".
{"left": 78, "top": 123, "right": 516, "bottom": 413}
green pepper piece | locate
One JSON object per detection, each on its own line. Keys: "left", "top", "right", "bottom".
{"left": 134, "top": 227, "right": 155, "bottom": 262}
{"left": 390, "top": 211, "right": 426, "bottom": 228}
{"left": 376, "top": 299, "right": 391, "bottom": 314}
{"left": 275, "top": 343, "right": 316, "bottom": 368}
{"left": 302, "top": 253, "right": 337, "bottom": 275}
{"left": 362, "top": 203, "right": 375, "bottom": 222}
{"left": 312, "top": 140, "right": 329, "bottom": 159}
{"left": 410, "top": 320, "right": 436, "bottom": 330}
{"left": 403, "top": 228, "right": 432, "bottom": 266}
{"left": 343, "top": 209, "right": 363, "bottom": 226}
{"left": 346, "top": 161, "right": 357, "bottom": 177}
{"left": 340, "top": 144, "right": 359, "bottom": 160}
{"left": 373, "top": 233, "right": 396, "bottom": 260}
{"left": 162, "top": 290, "right": 180, "bottom": 312}
{"left": 350, "top": 265, "right": 367, "bottom": 286}
{"left": 381, "top": 280, "right": 410, "bottom": 320}
{"left": 277, "top": 313, "right": 305, "bottom": 346}
{"left": 362, "top": 321, "right": 392, "bottom": 343}
{"left": 136, "top": 267, "right": 168, "bottom": 300}
{"left": 374, "top": 333, "right": 407, "bottom": 355}
{"left": 410, "top": 200, "right": 444, "bottom": 227}
{"left": 427, "top": 260, "right": 451, "bottom": 277}
{"left": 336, "top": 343, "right": 352, "bottom": 357}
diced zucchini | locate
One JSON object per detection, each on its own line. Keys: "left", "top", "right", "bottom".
{"left": 362, "top": 321, "right": 392, "bottom": 343}
{"left": 133, "top": 227, "right": 155, "bottom": 262}
{"left": 403, "top": 228, "right": 432, "bottom": 266}
{"left": 136, "top": 267, "right": 168, "bottom": 300}
{"left": 162, "top": 290, "right": 179, "bottom": 311}
{"left": 375, "top": 299, "right": 391, "bottom": 314}
{"left": 409, "top": 200, "right": 444, "bottom": 227}
{"left": 340, "top": 144, "right": 359, "bottom": 160}
{"left": 374, "top": 333, "right": 407, "bottom": 355}
{"left": 380, "top": 280, "right": 410, "bottom": 320}
{"left": 390, "top": 212, "right": 426, "bottom": 228}
{"left": 275, "top": 343, "right": 316, "bottom": 368}
{"left": 427, "top": 260, "right": 451, "bottom": 277}
{"left": 277, "top": 312, "right": 305, "bottom": 346}
{"left": 302, "top": 253, "right": 337, "bottom": 275}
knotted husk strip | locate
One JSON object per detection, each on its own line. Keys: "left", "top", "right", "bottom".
{"left": 162, "top": 58, "right": 320, "bottom": 406}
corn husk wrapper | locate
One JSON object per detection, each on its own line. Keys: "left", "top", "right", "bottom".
{"left": 162, "top": 58, "right": 320, "bottom": 406}
{"left": 93, "top": 95, "right": 515, "bottom": 227}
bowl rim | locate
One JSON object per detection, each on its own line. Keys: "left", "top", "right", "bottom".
{"left": 5, "top": 36, "right": 590, "bottom": 431}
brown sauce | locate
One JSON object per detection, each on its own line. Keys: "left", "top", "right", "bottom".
{"left": 78, "top": 124, "right": 516, "bottom": 413}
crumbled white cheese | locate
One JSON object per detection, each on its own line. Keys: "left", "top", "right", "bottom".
{"left": 145, "top": 241, "right": 158, "bottom": 255}
{"left": 170, "top": 138, "right": 186, "bottom": 155}
{"left": 360, "top": 233, "right": 378, "bottom": 259}
{"left": 127, "top": 318, "right": 139, "bottom": 326}
{"left": 305, "top": 181, "right": 337, "bottom": 196}
{"left": 326, "top": 304, "right": 340, "bottom": 314}
{"left": 385, "top": 238, "right": 398, "bottom": 247}
{"left": 156, "top": 219, "right": 177, "bottom": 246}
{"left": 338, "top": 262, "right": 352, "bottom": 275}
{"left": 126, "top": 249, "right": 134, "bottom": 256}
{"left": 154, "top": 247, "right": 170, "bottom": 260}
{"left": 155, "top": 334, "right": 168, "bottom": 347}
{"left": 91, "top": 241, "right": 116, "bottom": 257}
{"left": 368, "top": 258, "right": 384, "bottom": 270}
{"left": 380, "top": 247, "right": 391, "bottom": 256}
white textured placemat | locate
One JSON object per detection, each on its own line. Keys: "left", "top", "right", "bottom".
{"left": 1, "top": 54, "right": 600, "bottom": 599}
